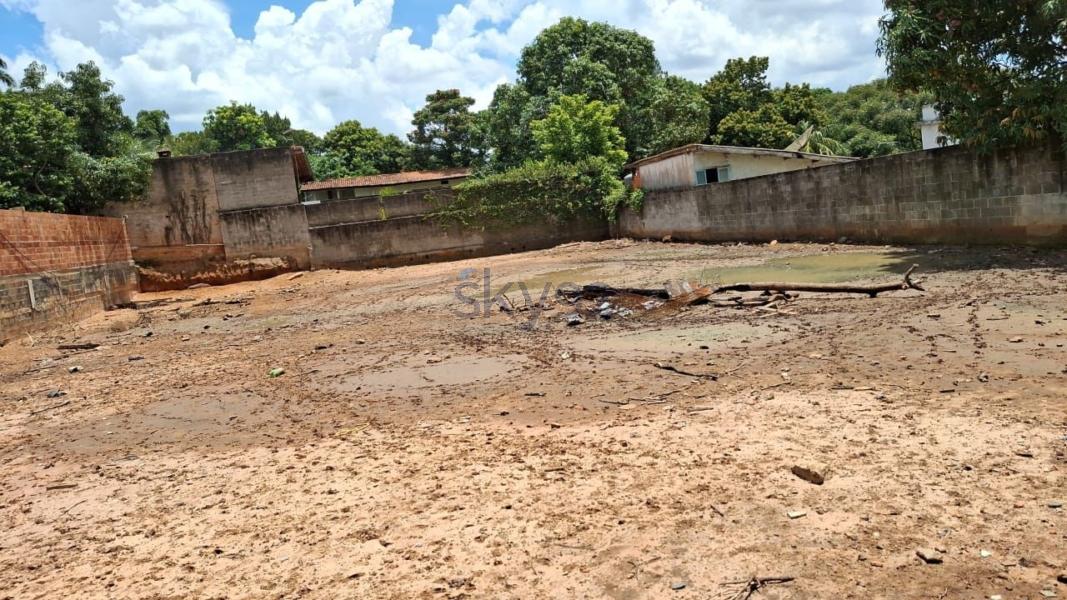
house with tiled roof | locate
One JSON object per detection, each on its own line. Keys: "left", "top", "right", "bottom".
{"left": 300, "top": 168, "right": 471, "bottom": 203}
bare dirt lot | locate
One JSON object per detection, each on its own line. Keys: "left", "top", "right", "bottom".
{"left": 2, "top": 240, "right": 1066, "bottom": 599}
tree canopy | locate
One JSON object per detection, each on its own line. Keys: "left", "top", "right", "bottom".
{"left": 531, "top": 94, "right": 627, "bottom": 168}
{"left": 879, "top": 0, "right": 1067, "bottom": 150}
{"left": 312, "top": 119, "right": 410, "bottom": 179}
{"left": 515, "top": 17, "right": 660, "bottom": 159}
{"left": 202, "top": 102, "right": 274, "bottom": 152}
{"left": 0, "top": 61, "right": 152, "bottom": 214}
{"left": 408, "top": 89, "right": 482, "bottom": 170}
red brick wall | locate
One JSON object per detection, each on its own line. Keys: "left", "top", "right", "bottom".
{"left": 0, "top": 209, "right": 132, "bottom": 276}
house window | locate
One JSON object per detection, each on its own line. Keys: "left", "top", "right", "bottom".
{"left": 696, "top": 166, "right": 730, "bottom": 186}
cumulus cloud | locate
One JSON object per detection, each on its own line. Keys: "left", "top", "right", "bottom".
{"left": 1, "top": 0, "right": 886, "bottom": 135}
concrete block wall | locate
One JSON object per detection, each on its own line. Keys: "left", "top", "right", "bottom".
{"left": 219, "top": 204, "right": 312, "bottom": 269}
{"left": 307, "top": 190, "right": 608, "bottom": 269}
{"left": 0, "top": 209, "right": 137, "bottom": 343}
{"left": 619, "top": 139, "right": 1067, "bottom": 246}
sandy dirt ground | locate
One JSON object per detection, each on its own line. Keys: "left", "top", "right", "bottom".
{"left": 1, "top": 240, "right": 1065, "bottom": 600}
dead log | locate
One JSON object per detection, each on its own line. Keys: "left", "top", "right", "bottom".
{"left": 713, "top": 265, "right": 924, "bottom": 298}
{"left": 557, "top": 284, "right": 670, "bottom": 300}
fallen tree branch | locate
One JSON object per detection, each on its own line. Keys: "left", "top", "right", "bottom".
{"left": 653, "top": 362, "right": 718, "bottom": 380}
{"left": 712, "top": 265, "right": 924, "bottom": 298}
{"left": 30, "top": 400, "right": 71, "bottom": 415}
{"left": 557, "top": 284, "right": 670, "bottom": 300}
{"left": 719, "top": 576, "right": 796, "bottom": 600}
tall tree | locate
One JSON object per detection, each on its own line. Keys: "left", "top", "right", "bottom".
{"left": 702, "top": 56, "right": 774, "bottom": 140}
{"left": 318, "top": 119, "right": 409, "bottom": 178}
{"left": 53, "top": 62, "right": 133, "bottom": 157}
{"left": 408, "top": 89, "right": 480, "bottom": 169}
{"left": 483, "top": 83, "right": 550, "bottom": 171}
{"left": 531, "top": 95, "right": 628, "bottom": 168}
{"left": 648, "top": 75, "right": 710, "bottom": 155}
{"left": 516, "top": 17, "right": 660, "bottom": 158}
{"left": 19, "top": 61, "right": 46, "bottom": 91}
{"left": 879, "top": 0, "right": 1067, "bottom": 150}
{"left": 202, "top": 101, "right": 275, "bottom": 152}
{"left": 0, "top": 57, "right": 13, "bottom": 88}
{"left": 168, "top": 131, "right": 218, "bottom": 156}
{"left": 133, "top": 109, "right": 171, "bottom": 147}
{"left": 0, "top": 93, "right": 77, "bottom": 212}
{"left": 817, "top": 79, "right": 929, "bottom": 157}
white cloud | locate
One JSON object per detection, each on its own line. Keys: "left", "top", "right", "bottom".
{"left": 2, "top": 0, "right": 886, "bottom": 135}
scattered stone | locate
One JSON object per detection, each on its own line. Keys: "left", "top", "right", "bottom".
{"left": 769, "top": 240, "right": 778, "bottom": 246}
{"left": 565, "top": 313, "right": 585, "bottom": 327}
{"left": 791, "top": 463, "right": 831, "bottom": 485}
{"left": 980, "top": 550, "right": 993, "bottom": 558}
{"left": 268, "top": 368, "right": 286, "bottom": 378}
{"left": 787, "top": 510, "right": 807, "bottom": 519}
{"left": 187, "top": 283, "right": 211, "bottom": 290}
{"left": 46, "top": 390, "right": 66, "bottom": 398}
{"left": 916, "top": 548, "right": 943, "bottom": 564}
{"left": 1057, "top": 574, "right": 1067, "bottom": 584}
{"left": 670, "top": 582, "right": 686, "bottom": 591}
{"left": 128, "top": 355, "right": 144, "bottom": 361}
{"left": 1009, "top": 336, "right": 1024, "bottom": 343}
{"left": 1015, "top": 449, "right": 1035, "bottom": 458}
{"left": 978, "top": 372, "right": 989, "bottom": 383}
{"left": 990, "top": 595, "right": 1003, "bottom": 600}
{"left": 1040, "top": 591, "right": 1056, "bottom": 598}
{"left": 288, "top": 272, "right": 304, "bottom": 280}
{"left": 67, "top": 366, "right": 82, "bottom": 373}
{"left": 1048, "top": 500, "right": 1063, "bottom": 509}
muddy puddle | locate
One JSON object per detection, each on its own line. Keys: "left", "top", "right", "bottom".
{"left": 54, "top": 387, "right": 276, "bottom": 455}
{"left": 688, "top": 251, "right": 921, "bottom": 285}
{"left": 492, "top": 266, "right": 602, "bottom": 297}
{"left": 324, "top": 354, "right": 527, "bottom": 395}
{"left": 571, "top": 322, "right": 789, "bottom": 358}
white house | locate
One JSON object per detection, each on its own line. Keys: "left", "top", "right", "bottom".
{"left": 919, "top": 105, "right": 959, "bottom": 150}
{"left": 626, "top": 144, "right": 856, "bottom": 192}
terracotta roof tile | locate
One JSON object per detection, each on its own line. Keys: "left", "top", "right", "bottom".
{"left": 301, "top": 168, "right": 472, "bottom": 191}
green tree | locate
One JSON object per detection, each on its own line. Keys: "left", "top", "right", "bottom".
{"left": 52, "top": 62, "right": 133, "bottom": 157}
{"left": 287, "top": 129, "right": 323, "bottom": 153}
{"left": 516, "top": 17, "right": 660, "bottom": 158}
{"left": 817, "top": 79, "right": 929, "bottom": 157}
{"left": 203, "top": 101, "right": 275, "bottom": 152}
{"left": 531, "top": 94, "right": 627, "bottom": 168}
{"left": 483, "top": 83, "right": 551, "bottom": 171}
{"left": 167, "top": 131, "right": 219, "bottom": 156}
{"left": 408, "top": 89, "right": 481, "bottom": 169}
{"left": 715, "top": 104, "right": 797, "bottom": 149}
{"left": 878, "top": 0, "right": 1067, "bottom": 151}
{"left": 648, "top": 75, "right": 710, "bottom": 155}
{"left": 133, "top": 109, "right": 171, "bottom": 146}
{"left": 318, "top": 119, "right": 409, "bottom": 178}
{"left": 0, "top": 57, "right": 14, "bottom": 88}
{"left": 19, "top": 62, "right": 46, "bottom": 91}
{"left": 702, "top": 56, "right": 774, "bottom": 140}
{"left": 0, "top": 93, "right": 78, "bottom": 212}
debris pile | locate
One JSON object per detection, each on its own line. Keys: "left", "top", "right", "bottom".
{"left": 552, "top": 264, "right": 925, "bottom": 326}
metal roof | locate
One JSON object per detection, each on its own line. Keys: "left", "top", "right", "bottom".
{"left": 625, "top": 144, "right": 858, "bottom": 170}
{"left": 301, "top": 168, "right": 472, "bottom": 191}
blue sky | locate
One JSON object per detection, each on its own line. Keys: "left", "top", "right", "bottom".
{"left": 0, "top": 0, "right": 887, "bottom": 135}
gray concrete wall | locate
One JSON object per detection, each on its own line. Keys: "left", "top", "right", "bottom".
{"left": 219, "top": 204, "right": 312, "bottom": 269}
{"left": 304, "top": 191, "right": 438, "bottom": 227}
{"left": 619, "top": 140, "right": 1067, "bottom": 246}
{"left": 212, "top": 148, "right": 302, "bottom": 211}
{"left": 309, "top": 214, "right": 608, "bottom": 269}
{"left": 102, "top": 148, "right": 306, "bottom": 283}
